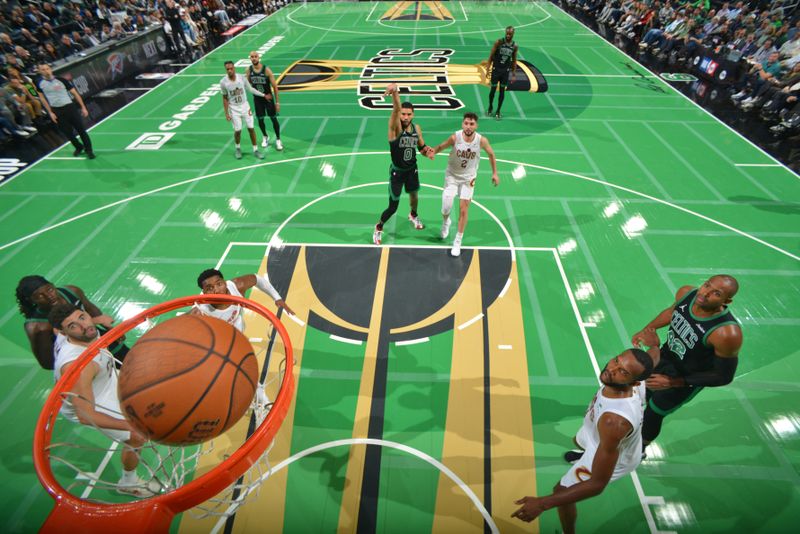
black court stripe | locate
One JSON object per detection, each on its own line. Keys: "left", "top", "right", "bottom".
{"left": 356, "top": 327, "right": 390, "bottom": 534}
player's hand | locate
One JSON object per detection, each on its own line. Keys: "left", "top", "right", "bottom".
{"left": 631, "top": 327, "right": 655, "bottom": 347}
{"left": 275, "top": 299, "right": 295, "bottom": 316}
{"left": 634, "top": 328, "right": 660, "bottom": 350}
{"left": 80, "top": 107, "right": 88, "bottom": 118}
{"left": 49, "top": 111, "right": 58, "bottom": 123}
{"left": 225, "top": 112, "right": 231, "bottom": 121}
{"left": 491, "top": 173, "right": 499, "bottom": 186}
{"left": 264, "top": 93, "right": 272, "bottom": 101}
{"left": 93, "top": 314, "right": 114, "bottom": 328}
{"left": 422, "top": 145, "right": 435, "bottom": 160}
{"left": 384, "top": 83, "right": 398, "bottom": 96}
{"left": 510, "top": 71, "right": 517, "bottom": 83}
{"left": 275, "top": 102, "right": 280, "bottom": 113}
{"left": 645, "top": 374, "right": 673, "bottom": 390}
{"left": 511, "top": 496, "right": 546, "bottom": 523}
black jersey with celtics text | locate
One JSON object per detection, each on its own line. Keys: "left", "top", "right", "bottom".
{"left": 248, "top": 65, "right": 271, "bottom": 95}
{"left": 662, "top": 289, "right": 739, "bottom": 375}
{"left": 389, "top": 123, "right": 418, "bottom": 170}
{"left": 493, "top": 39, "right": 516, "bottom": 70}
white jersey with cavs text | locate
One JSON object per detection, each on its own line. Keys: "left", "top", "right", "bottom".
{"left": 220, "top": 73, "right": 254, "bottom": 112}
{"left": 446, "top": 129, "right": 482, "bottom": 182}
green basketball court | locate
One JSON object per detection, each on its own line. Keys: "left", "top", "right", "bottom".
{"left": 1, "top": 2, "right": 798, "bottom": 533}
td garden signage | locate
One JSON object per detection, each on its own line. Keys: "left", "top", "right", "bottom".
{"left": 276, "top": 48, "right": 548, "bottom": 110}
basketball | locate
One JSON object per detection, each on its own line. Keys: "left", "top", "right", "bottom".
{"left": 118, "top": 314, "right": 258, "bottom": 446}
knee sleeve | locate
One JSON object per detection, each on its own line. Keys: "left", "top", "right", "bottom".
{"left": 380, "top": 199, "right": 399, "bottom": 223}
{"left": 441, "top": 191, "right": 455, "bottom": 216}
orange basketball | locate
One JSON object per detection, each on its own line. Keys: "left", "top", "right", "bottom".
{"left": 118, "top": 314, "right": 258, "bottom": 445}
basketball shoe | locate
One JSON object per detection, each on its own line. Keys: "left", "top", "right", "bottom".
{"left": 408, "top": 213, "right": 424, "bottom": 229}
{"left": 275, "top": 139, "right": 284, "bottom": 151}
{"left": 373, "top": 225, "right": 382, "bottom": 245}
{"left": 262, "top": 132, "right": 269, "bottom": 148}
{"left": 440, "top": 217, "right": 451, "bottom": 239}
{"left": 235, "top": 147, "right": 242, "bottom": 160}
{"left": 450, "top": 235, "right": 462, "bottom": 257}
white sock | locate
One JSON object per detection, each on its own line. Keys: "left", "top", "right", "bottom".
{"left": 253, "top": 146, "right": 259, "bottom": 152}
{"left": 235, "top": 143, "right": 241, "bottom": 149}
{"left": 120, "top": 468, "right": 138, "bottom": 484}
{"left": 455, "top": 232, "right": 464, "bottom": 242}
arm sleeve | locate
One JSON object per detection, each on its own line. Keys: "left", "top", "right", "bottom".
{"left": 255, "top": 274, "right": 281, "bottom": 301}
{"left": 683, "top": 356, "right": 738, "bottom": 387}
{"left": 244, "top": 78, "right": 265, "bottom": 98}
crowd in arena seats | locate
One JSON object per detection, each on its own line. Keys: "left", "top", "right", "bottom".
{"left": 0, "top": 0, "right": 291, "bottom": 143}
{"left": 563, "top": 0, "right": 800, "bottom": 136}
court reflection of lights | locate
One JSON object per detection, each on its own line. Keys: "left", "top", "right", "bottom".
{"left": 655, "top": 502, "right": 696, "bottom": 529}
{"left": 135, "top": 273, "right": 166, "bottom": 295}
{"left": 584, "top": 310, "right": 605, "bottom": 325}
{"left": 622, "top": 214, "right": 648, "bottom": 238}
{"left": 320, "top": 162, "right": 336, "bottom": 180}
{"left": 766, "top": 413, "right": 800, "bottom": 440}
{"left": 642, "top": 441, "right": 666, "bottom": 461}
{"left": 200, "top": 209, "right": 224, "bottom": 232}
{"left": 118, "top": 302, "right": 151, "bottom": 332}
{"left": 574, "top": 282, "right": 595, "bottom": 301}
{"left": 511, "top": 165, "right": 526, "bottom": 181}
{"left": 603, "top": 201, "right": 621, "bottom": 218}
{"left": 269, "top": 235, "right": 285, "bottom": 251}
{"left": 557, "top": 238, "right": 577, "bottom": 256}
{"left": 228, "top": 197, "right": 245, "bottom": 214}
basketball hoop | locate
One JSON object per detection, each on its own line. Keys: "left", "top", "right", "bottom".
{"left": 33, "top": 295, "right": 295, "bottom": 533}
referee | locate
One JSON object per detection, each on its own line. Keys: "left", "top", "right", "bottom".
{"left": 36, "top": 63, "right": 95, "bottom": 159}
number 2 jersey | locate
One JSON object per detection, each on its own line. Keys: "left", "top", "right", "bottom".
{"left": 446, "top": 129, "right": 482, "bottom": 182}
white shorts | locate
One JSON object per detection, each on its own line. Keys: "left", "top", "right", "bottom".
{"left": 559, "top": 445, "right": 640, "bottom": 487}
{"left": 444, "top": 173, "right": 476, "bottom": 201}
{"left": 230, "top": 108, "right": 254, "bottom": 131}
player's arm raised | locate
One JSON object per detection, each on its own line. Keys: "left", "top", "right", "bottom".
{"left": 266, "top": 66, "right": 279, "bottom": 113}
{"left": 631, "top": 284, "right": 694, "bottom": 346}
{"left": 233, "top": 274, "right": 295, "bottom": 316}
{"left": 431, "top": 133, "right": 456, "bottom": 156}
{"left": 512, "top": 413, "right": 629, "bottom": 522}
{"left": 480, "top": 135, "right": 499, "bottom": 186}
{"left": 385, "top": 83, "right": 403, "bottom": 140}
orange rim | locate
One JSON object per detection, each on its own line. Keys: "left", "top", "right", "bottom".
{"left": 33, "top": 295, "right": 295, "bottom": 526}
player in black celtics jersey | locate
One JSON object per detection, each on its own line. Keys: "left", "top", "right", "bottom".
{"left": 372, "top": 83, "right": 434, "bottom": 245}
{"left": 15, "top": 275, "right": 129, "bottom": 370}
{"left": 246, "top": 51, "right": 283, "bottom": 151}
{"left": 631, "top": 275, "right": 742, "bottom": 453}
{"left": 486, "top": 26, "right": 518, "bottom": 119}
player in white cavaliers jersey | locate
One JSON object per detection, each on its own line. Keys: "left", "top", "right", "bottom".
{"left": 193, "top": 268, "right": 295, "bottom": 410}
{"left": 49, "top": 304, "right": 156, "bottom": 498}
{"left": 193, "top": 268, "right": 294, "bottom": 330}
{"left": 430, "top": 112, "right": 499, "bottom": 257}
{"left": 221, "top": 60, "right": 266, "bottom": 160}
{"left": 512, "top": 332, "right": 661, "bottom": 533}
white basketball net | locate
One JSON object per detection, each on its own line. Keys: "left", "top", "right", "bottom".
{"left": 44, "top": 310, "right": 291, "bottom": 528}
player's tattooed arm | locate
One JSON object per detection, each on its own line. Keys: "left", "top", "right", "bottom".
{"left": 415, "top": 124, "right": 434, "bottom": 159}
{"left": 631, "top": 285, "right": 694, "bottom": 346}
{"left": 267, "top": 67, "right": 280, "bottom": 113}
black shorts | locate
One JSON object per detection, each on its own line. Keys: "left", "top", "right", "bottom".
{"left": 645, "top": 356, "right": 703, "bottom": 415}
{"left": 389, "top": 165, "right": 420, "bottom": 199}
{"left": 490, "top": 67, "right": 511, "bottom": 86}
{"left": 253, "top": 96, "right": 277, "bottom": 118}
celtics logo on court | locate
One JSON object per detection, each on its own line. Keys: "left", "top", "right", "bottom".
{"left": 276, "top": 48, "right": 548, "bottom": 110}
